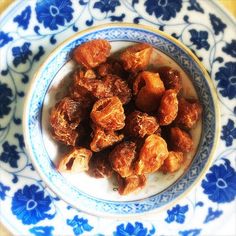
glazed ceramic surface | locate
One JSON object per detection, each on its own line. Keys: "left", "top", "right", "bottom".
{"left": 23, "top": 24, "right": 219, "bottom": 216}
{"left": 0, "top": 0, "right": 236, "bottom": 235}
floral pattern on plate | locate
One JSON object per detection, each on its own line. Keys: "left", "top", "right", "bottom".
{"left": 0, "top": 0, "right": 236, "bottom": 235}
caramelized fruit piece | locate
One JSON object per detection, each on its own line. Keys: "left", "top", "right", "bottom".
{"left": 175, "top": 98, "right": 202, "bottom": 129}
{"left": 50, "top": 97, "right": 83, "bottom": 146}
{"left": 170, "top": 127, "right": 193, "bottom": 152}
{"left": 58, "top": 147, "right": 92, "bottom": 172}
{"left": 161, "top": 151, "right": 184, "bottom": 173}
{"left": 117, "top": 174, "right": 146, "bottom": 195}
{"left": 97, "top": 59, "right": 127, "bottom": 78}
{"left": 88, "top": 151, "right": 113, "bottom": 178}
{"left": 134, "top": 134, "right": 169, "bottom": 175}
{"left": 103, "top": 74, "right": 131, "bottom": 104}
{"left": 90, "top": 126, "right": 124, "bottom": 152}
{"left": 120, "top": 43, "right": 152, "bottom": 72}
{"left": 73, "top": 39, "right": 111, "bottom": 68}
{"left": 157, "top": 66, "right": 182, "bottom": 93}
{"left": 109, "top": 141, "right": 137, "bottom": 178}
{"left": 158, "top": 89, "right": 178, "bottom": 126}
{"left": 90, "top": 96, "right": 125, "bottom": 131}
{"left": 133, "top": 71, "right": 165, "bottom": 112}
{"left": 125, "top": 111, "right": 159, "bottom": 138}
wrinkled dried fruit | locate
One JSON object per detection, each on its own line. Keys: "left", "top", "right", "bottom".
{"left": 97, "top": 59, "right": 126, "bottom": 78}
{"left": 58, "top": 147, "right": 92, "bottom": 172}
{"left": 134, "top": 134, "right": 169, "bottom": 175}
{"left": 117, "top": 174, "right": 146, "bottom": 195}
{"left": 91, "top": 96, "right": 125, "bottom": 131}
{"left": 73, "top": 39, "right": 111, "bottom": 68}
{"left": 72, "top": 69, "right": 111, "bottom": 100}
{"left": 103, "top": 74, "right": 132, "bottom": 104}
{"left": 161, "top": 151, "right": 184, "bottom": 173}
{"left": 158, "top": 66, "right": 182, "bottom": 93}
{"left": 125, "top": 111, "right": 159, "bottom": 138}
{"left": 158, "top": 89, "right": 178, "bottom": 126}
{"left": 88, "top": 151, "right": 113, "bottom": 178}
{"left": 72, "top": 70, "right": 131, "bottom": 104}
{"left": 109, "top": 141, "right": 137, "bottom": 177}
{"left": 175, "top": 98, "right": 202, "bottom": 129}
{"left": 90, "top": 126, "right": 124, "bottom": 152}
{"left": 50, "top": 97, "right": 83, "bottom": 146}
{"left": 120, "top": 43, "right": 152, "bottom": 72}
{"left": 133, "top": 71, "right": 165, "bottom": 112}
{"left": 170, "top": 127, "right": 193, "bottom": 152}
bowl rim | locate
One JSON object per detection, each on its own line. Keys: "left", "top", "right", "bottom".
{"left": 23, "top": 23, "right": 221, "bottom": 217}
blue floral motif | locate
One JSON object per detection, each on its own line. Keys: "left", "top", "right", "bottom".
{"left": 221, "top": 119, "right": 236, "bottom": 147}
{"left": 165, "top": 204, "right": 189, "bottom": 224}
{"left": 215, "top": 62, "right": 236, "bottom": 99}
{"left": 12, "top": 42, "right": 32, "bottom": 67}
{"left": 29, "top": 226, "right": 54, "bottom": 236}
{"left": 204, "top": 207, "right": 223, "bottom": 224}
{"left": 209, "top": 13, "right": 226, "bottom": 35}
{"left": 0, "top": 31, "right": 13, "bottom": 48}
{"left": 67, "top": 215, "right": 93, "bottom": 235}
{"left": 113, "top": 222, "right": 155, "bottom": 236}
{"left": 201, "top": 159, "right": 236, "bottom": 203}
{"left": 144, "top": 0, "right": 182, "bottom": 21}
{"left": 0, "top": 182, "right": 10, "bottom": 200}
{"left": 223, "top": 40, "right": 236, "bottom": 58}
{"left": 187, "top": 0, "right": 204, "bottom": 13}
{"left": 0, "top": 82, "right": 13, "bottom": 118}
{"left": 179, "top": 229, "right": 201, "bottom": 236}
{"left": 35, "top": 0, "right": 74, "bottom": 30}
{"left": 189, "top": 29, "right": 210, "bottom": 50}
{"left": 94, "top": 0, "right": 120, "bottom": 13}
{"left": 0, "top": 142, "right": 20, "bottom": 168}
{"left": 13, "top": 6, "right": 31, "bottom": 30}
{"left": 11, "top": 184, "right": 54, "bottom": 225}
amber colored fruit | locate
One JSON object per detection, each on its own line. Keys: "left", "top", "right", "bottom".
{"left": 161, "top": 151, "right": 184, "bottom": 173}
{"left": 158, "top": 89, "right": 178, "bottom": 125}
{"left": 134, "top": 134, "right": 169, "bottom": 175}
{"left": 133, "top": 71, "right": 165, "bottom": 112}
{"left": 109, "top": 141, "right": 137, "bottom": 178}
{"left": 103, "top": 74, "right": 131, "bottom": 104}
{"left": 58, "top": 147, "right": 92, "bottom": 172}
{"left": 97, "top": 59, "right": 127, "bottom": 78}
{"left": 50, "top": 97, "right": 83, "bottom": 146}
{"left": 90, "top": 96, "right": 125, "bottom": 131}
{"left": 117, "top": 174, "right": 146, "bottom": 195}
{"left": 88, "top": 151, "right": 113, "bottom": 178}
{"left": 157, "top": 66, "right": 182, "bottom": 93}
{"left": 125, "top": 111, "right": 159, "bottom": 138}
{"left": 170, "top": 127, "right": 193, "bottom": 152}
{"left": 73, "top": 39, "right": 111, "bottom": 68}
{"left": 120, "top": 43, "right": 153, "bottom": 73}
{"left": 175, "top": 98, "right": 202, "bottom": 129}
{"left": 90, "top": 126, "right": 124, "bottom": 152}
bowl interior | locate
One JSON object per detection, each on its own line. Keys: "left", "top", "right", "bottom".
{"left": 24, "top": 24, "right": 219, "bottom": 216}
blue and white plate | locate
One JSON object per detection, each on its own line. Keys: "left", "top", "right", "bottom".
{"left": 0, "top": 0, "right": 236, "bottom": 235}
{"left": 23, "top": 23, "right": 220, "bottom": 217}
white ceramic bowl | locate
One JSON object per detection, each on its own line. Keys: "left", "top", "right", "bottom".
{"left": 23, "top": 23, "right": 220, "bottom": 216}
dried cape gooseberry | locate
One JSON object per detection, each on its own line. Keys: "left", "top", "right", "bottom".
{"left": 133, "top": 71, "right": 165, "bottom": 112}
{"left": 158, "top": 89, "right": 178, "bottom": 126}
{"left": 120, "top": 43, "right": 153, "bottom": 72}
{"left": 134, "top": 134, "right": 169, "bottom": 175}
{"left": 90, "top": 126, "right": 124, "bottom": 152}
{"left": 90, "top": 96, "right": 125, "bottom": 131}
{"left": 58, "top": 147, "right": 92, "bottom": 172}
{"left": 73, "top": 39, "right": 111, "bottom": 68}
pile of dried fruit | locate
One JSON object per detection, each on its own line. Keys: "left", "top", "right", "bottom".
{"left": 50, "top": 39, "right": 202, "bottom": 195}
